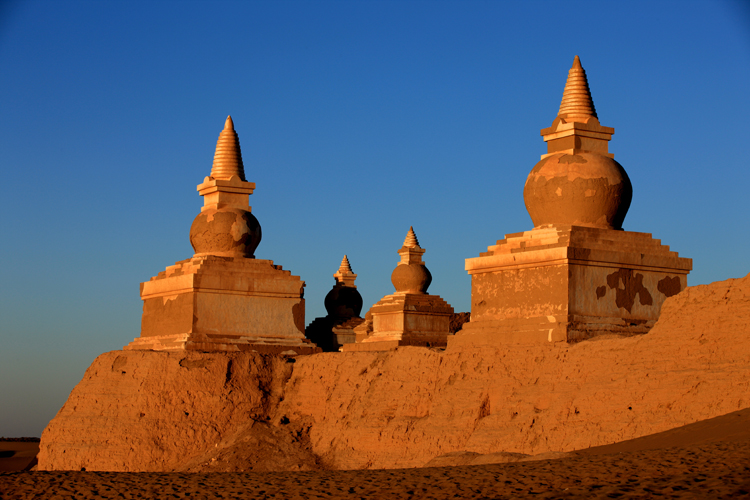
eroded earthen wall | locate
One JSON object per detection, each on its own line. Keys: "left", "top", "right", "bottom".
{"left": 40, "top": 274, "right": 750, "bottom": 472}
{"left": 38, "top": 351, "right": 294, "bottom": 471}
{"left": 282, "top": 274, "right": 749, "bottom": 469}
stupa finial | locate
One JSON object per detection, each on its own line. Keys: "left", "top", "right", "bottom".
{"left": 333, "top": 255, "right": 357, "bottom": 288}
{"left": 558, "top": 55, "right": 598, "bottom": 122}
{"left": 338, "top": 255, "right": 354, "bottom": 275}
{"left": 539, "top": 56, "right": 614, "bottom": 160}
{"left": 403, "top": 226, "right": 421, "bottom": 248}
{"left": 211, "top": 115, "right": 246, "bottom": 181}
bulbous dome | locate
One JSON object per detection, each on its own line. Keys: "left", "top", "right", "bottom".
{"left": 324, "top": 285, "right": 363, "bottom": 318}
{"left": 190, "top": 207, "right": 262, "bottom": 257}
{"left": 523, "top": 152, "right": 632, "bottom": 230}
{"left": 391, "top": 263, "right": 432, "bottom": 294}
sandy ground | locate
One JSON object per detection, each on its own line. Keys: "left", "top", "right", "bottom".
{"left": 2, "top": 409, "right": 749, "bottom": 499}
{"left": 0, "top": 442, "right": 38, "bottom": 473}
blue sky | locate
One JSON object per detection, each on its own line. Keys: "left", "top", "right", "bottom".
{"left": 1, "top": 0, "right": 748, "bottom": 437}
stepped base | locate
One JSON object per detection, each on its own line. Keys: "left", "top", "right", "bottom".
{"left": 342, "top": 293, "right": 454, "bottom": 351}
{"left": 125, "top": 333, "right": 319, "bottom": 354}
{"left": 128, "top": 254, "right": 316, "bottom": 353}
{"left": 450, "top": 225, "right": 691, "bottom": 346}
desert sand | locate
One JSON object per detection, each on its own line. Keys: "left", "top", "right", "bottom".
{"left": 0, "top": 441, "right": 38, "bottom": 473}
{"left": 2, "top": 409, "right": 749, "bottom": 498}
{"left": 3, "top": 409, "right": 750, "bottom": 498}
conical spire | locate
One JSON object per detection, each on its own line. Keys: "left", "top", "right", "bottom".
{"left": 338, "top": 255, "right": 354, "bottom": 275}
{"left": 397, "top": 226, "right": 426, "bottom": 267}
{"left": 558, "top": 56, "right": 598, "bottom": 122}
{"left": 333, "top": 255, "right": 357, "bottom": 286}
{"left": 403, "top": 226, "right": 420, "bottom": 248}
{"left": 540, "top": 56, "right": 614, "bottom": 160}
{"left": 210, "top": 115, "right": 246, "bottom": 181}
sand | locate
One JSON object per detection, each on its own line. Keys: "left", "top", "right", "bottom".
{"left": 3, "top": 409, "right": 749, "bottom": 499}
{"left": 0, "top": 442, "right": 38, "bottom": 473}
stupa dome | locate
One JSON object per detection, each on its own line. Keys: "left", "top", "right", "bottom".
{"left": 524, "top": 152, "right": 632, "bottom": 229}
{"left": 391, "top": 227, "right": 432, "bottom": 294}
{"left": 523, "top": 56, "right": 632, "bottom": 230}
{"left": 190, "top": 207, "right": 261, "bottom": 257}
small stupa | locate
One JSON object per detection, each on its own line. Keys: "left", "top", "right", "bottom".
{"left": 125, "top": 116, "right": 318, "bottom": 354}
{"left": 451, "top": 57, "right": 692, "bottom": 346}
{"left": 343, "top": 227, "right": 454, "bottom": 351}
{"left": 305, "top": 255, "right": 365, "bottom": 351}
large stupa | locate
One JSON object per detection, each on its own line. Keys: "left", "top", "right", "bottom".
{"left": 451, "top": 57, "right": 692, "bottom": 346}
{"left": 125, "top": 116, "right": 318, "bottom": 354}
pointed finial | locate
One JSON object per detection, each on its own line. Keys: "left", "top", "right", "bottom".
{"left": 558, "top": 55, "right": 598, "bottom": 121}
{"left": 403, "top": 226, "right": 420, "bottom": 248}
{"left": 211, "top": 115, "right": 246, "bottom": 181}
{"left": 338, "top": 255, "right": 354, "bottom": 274}
{"left": 333, "top": 254, "right": 357, "bottom": 287}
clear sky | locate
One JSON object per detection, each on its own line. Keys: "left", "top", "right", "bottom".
{"left": 1, "top": 0, "right": 748, "bottom": 437}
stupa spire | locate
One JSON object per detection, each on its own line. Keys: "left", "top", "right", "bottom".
{"left": 338, "top": 255, "right": 353, "bottom": 275}
{"left": 539, "top": 56, "right": 614, "bottom": 160}
{"left": 210, "top": 115, "right": 246, "bottom": 181}
{"left": 333, "top": 255, "right": 357, "bottom": 287}
{"left": 558, "top": 55, "right": 598, "bottom": 122}
{"left": 403, "top": 226, "right": 421, "bottom": 248}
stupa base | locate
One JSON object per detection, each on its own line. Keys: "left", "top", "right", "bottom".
{"left": 131, "top": 254, "right": 316, "bottom": 353}
{"left": 331, "top": 318, "right": 364, "bottom": 350}
{"left": 450, "top": 225, "right": 691, "bottom": 346}
{"left": 124, "top": 333, "right": 319, "bottom": 355}
{"left": 305, "top": 317, "right": 364, "bottom": 352}
{"left": 342, "top": 293, "right": 454, "bottom": 351}
{"left": 341, "top": 338, "right": 447, "bottom": 352}
{"left": 449, "top": 314, "right": 655, "bottom": 348}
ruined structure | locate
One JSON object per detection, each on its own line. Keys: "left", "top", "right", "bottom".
{"left": 305, "top": 256, "right": 365, "bottom": 351}
{"left": 39, "top": 273, "right": 750, "bottom": 471}
{"left": 125, "top": 116, "right": 318, "bottom": 354}
{"left": 451, "top": 56, "right": 692, "bottom": 346}
{"left": 343, "top": 227, "right": 454, "bottom": 351}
